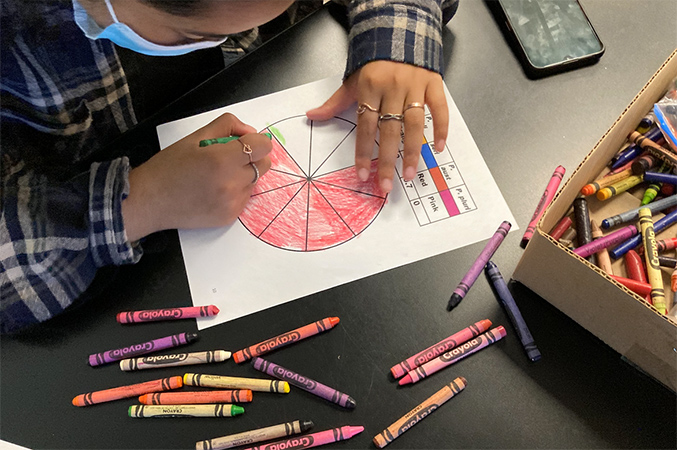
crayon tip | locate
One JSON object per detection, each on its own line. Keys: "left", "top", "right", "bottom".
{"left": 457, "top": 376, "right": 468, "bottom": 387}
{"left": 596, "top": 189, "right": 612, "bottom": 201}
{"left": 580, "top": 185, "right": 594, "bottom": 196}
{"left": 138, "top": 394, "right": 148, "bottom": 404}
{"left": 519, "top": 238, "right": 529, "bottom": 249}
{"left": 329, "top": 316, "right": 340, "bottom": 327}
{"left": 447, "top": 293, "right": 463, "bottom": 311}
{"left": 128, "top": 406, "right": 134, "bottom": 417}
{"left": 601, "top": 219, "right": 610, "bottom": 229}
{"left": 263, "top": 132, "right": 273, "bottom": 140}
{"left": 231, "top": 405, "right": 245, "bottom": 416}
{"left": 282, "top": 382, "right": 291, "bottom": 393}
{"left": 478, "top": 319, "right": 493, "bottom": 330}
{"left": 186, "top": 332, "right": 199, "bottom": 342}
{"left": 345, "top": 396, "right": 357, "bottom": 409}
{"left": 115, "top": 312, "right": 124, "bottom": 323}
{"left": 398, "top": 374, "right": 413, "bottom": 386}
{"left": 494, "top": 325, "right": 508, "bottom": 338}
{"left": 344, "top": 426, "right": 365, "bottom": 438}
{"left": 209, "top": 305, "right": 220, "bottom": 315}
{"left": 301, "top": 421, "right": 314, "bottom": 432}
{"left": 527, "top": 348, "right": 542, "bottom": 362}
{"left": 72, "top": 396, "right": 80, "bottom": 407}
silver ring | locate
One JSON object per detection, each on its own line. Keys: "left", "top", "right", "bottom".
{"left": 378, "top": 113, "right": 404, "bottom": 122}
{"left": 356, "top": 102, "right": 379, "bottom": 115}
{"left": 240, "top": 140, "right": 253, "bottom": 163}
{"left": 403, "top": 102, "right": 425, "bottom": 113}
{"left": 250, "top": 162, "right": 260, "bottom": 184}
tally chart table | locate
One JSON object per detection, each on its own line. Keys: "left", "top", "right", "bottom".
{"left": 2, "top": 1, "right": 676, "bottom": 449}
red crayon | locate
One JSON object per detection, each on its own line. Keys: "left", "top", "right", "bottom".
{"left": 549, "top": 216, "right": 573, "bottom": 241}
{"left": 638, "top": 237, "right": 677, "bottom": 255}
{"left": 399, "top": 327, "right": 507, "bottom": 385}
{"left": 662, "top": 183, "right": 675, "bottom": 196}
{"left": 233, "top": 317, "right": 339, "bottom": 364}
{"left": 521, "top": 166, "right": 566, "bottom": 248}
{"left": 611, "top": 275, "right": 652, "bottom": 297}
{"left": 390, "top": 319, "right": 492, "bottom": 379}
{"left": 117, "top": 305, "right": 219, "bottom": 323}
{"left": 625, "top": 250, "right": 648, "bottom": 283}
{"left": 72, "top": 376, "right": 182, "bottom": 407}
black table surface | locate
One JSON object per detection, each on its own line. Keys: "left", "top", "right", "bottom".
{"left": 2, "top": 2, "right": 677, "bottom": 449}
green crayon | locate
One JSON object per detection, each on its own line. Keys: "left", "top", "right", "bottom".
{"left": 129, "top": 404, "right": 244, "bottom": 418}
{"left": 199, "top": 132, "right": 272, "bottom": 147}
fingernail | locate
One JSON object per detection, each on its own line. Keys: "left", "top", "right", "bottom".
{"left": 357, "top": 168, "right": 370, "bottom": 182}
{"left": 380, "top": 178, "right": 393, "bottom": 193}
{"left": 404, "top": 166, "right": 416, "bottom": 181}
{"left": 435, "top": 140, "right": 445, "bottom": 153}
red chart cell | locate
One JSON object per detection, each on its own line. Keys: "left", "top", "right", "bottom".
{"left": 239, "top": 117, "right": 387, "bottom": 251}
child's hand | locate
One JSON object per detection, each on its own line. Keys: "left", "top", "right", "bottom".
{"left": 307, "top": 60, "right": 448, "bottom": 193}
{"left": 122, "top": 113, "right": 272, "bottom": 241}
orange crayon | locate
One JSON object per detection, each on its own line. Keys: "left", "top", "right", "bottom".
{"left": 233, "top": 317, "right": 339, "bottom": 364}
{"left": 72, "top": 376, "right": 182, "bottom": 407}
{"left": 672, "top": 269, "right": 677, "bottom": 292}
{"left": 139, "top": 390, "right": 252, "bottom": 405}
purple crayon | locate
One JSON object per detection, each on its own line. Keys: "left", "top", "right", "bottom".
{"left": 88, "top": 332, "right": 198, "bottom": 367}
{"left": 251, "top": 357, "right": 356, "bottom": 409}
{"left": 447, "top": 221, "right": 512, "bottom": 311}
{"left": 572, "top": 225, "right": 638, "bottom": 259}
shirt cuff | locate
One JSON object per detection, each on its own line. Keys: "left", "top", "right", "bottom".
{"left": 88, "top": 157, "right": 142, "bottom": 267}
{"left": 345, "top": 0, "right": 445, "bottom": 78}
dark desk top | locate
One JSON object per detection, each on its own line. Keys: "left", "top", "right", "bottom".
{"left": 2, "top": 2, "right": 676, "bottom": 449}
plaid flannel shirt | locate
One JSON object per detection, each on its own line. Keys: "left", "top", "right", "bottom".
{"left": 0, "top": 0, "right": 458, "bottom": 334}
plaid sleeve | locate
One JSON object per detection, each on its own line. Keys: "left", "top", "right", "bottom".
{"left": 0, "top": 156, "right": 141, "bottom": 334}
{"left": 344, "top": 0, "right": 459, "bottom": 77}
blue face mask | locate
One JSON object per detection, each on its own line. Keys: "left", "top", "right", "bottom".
{"left": 73, "top": 0, "right": 227, "bottom": 56}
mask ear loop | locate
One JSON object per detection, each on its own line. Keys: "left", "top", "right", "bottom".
{"left": 104, "top": 0, "right": 120, "bottom": 23}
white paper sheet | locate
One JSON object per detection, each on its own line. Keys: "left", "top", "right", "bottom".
{"left": 156, "top": 76, "right": 517, "bottom": 330}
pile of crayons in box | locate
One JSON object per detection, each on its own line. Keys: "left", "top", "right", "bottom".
{"left": 547, "top": 111, "right": 677, "bottom": 323}
{"left": 71, "top": 236, "right": 539, "bottom": 450}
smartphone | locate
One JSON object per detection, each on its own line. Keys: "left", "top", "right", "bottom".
{"left": 489, "top": 0, "right": 604, "bottom": 78}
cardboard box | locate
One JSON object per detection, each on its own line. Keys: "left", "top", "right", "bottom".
{"left": 513, "top": 50, "right": 677, "bottom": 392}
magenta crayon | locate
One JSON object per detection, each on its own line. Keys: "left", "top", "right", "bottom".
{"left": 88, "top": 332, "right": 198, "bottom": 367}
{"left": 521, "top": 165, "right": 566, "bottom": 248}
{"left": 233, "top": 317, "right": 339, "bottom": 363}
{"left": 625, "top": 250, "right": 648, "bottom": 283}
{"left": 242, "top": 426, "right": 364, "bottom": 450}
{"left": 549, "top": 215, "right": 573, "bottom": 241}
{"left": 117, "top": 305, "right": 219, "bottom": 323}
{"left": 390, "top": 319, "right": 493, "bottom": 379}
{"left": 252, "top": 357, "right": 356, "bottom": 408}
{"left": 573, "top": 225, "right": 638, "bottom": 259}
{"left": 373, "top": 377, "right": 467, "bottom": 448}
{"left": 399, "top": 327, "right": 507, "bottom": 385}
{"left": 448, "top": 221, "right": 511, "bottom": 310}
{"left": 72, "top": 376, "right": 182, "bottom": 407}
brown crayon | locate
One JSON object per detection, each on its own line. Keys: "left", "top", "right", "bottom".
{"left": 183, "top": 373, "right": 290, "bottom": 393}
{"left": 72, "top": 376, "right": 182, "bottom": 407}
{"left": 139, "top": 390, "right": 253, "bottom": 405}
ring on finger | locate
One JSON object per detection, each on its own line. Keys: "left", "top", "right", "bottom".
{"left": 357, "top": 102, "right": 379, "bottom": 115}
{"left": 378, "top": 113, "right": 404, "bottom": 124}
{"left": 250, "top": 162, "right": 260, "bottom": 184}
{"left": 239, "top": 139, "right": 253, "bottom": 163}
{"left": 403, "top": 102, "right": 425, "bottom": 113}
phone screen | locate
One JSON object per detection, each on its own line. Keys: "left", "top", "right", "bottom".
{"left": 499, "top": 0, "right": 603, "bottom": 69}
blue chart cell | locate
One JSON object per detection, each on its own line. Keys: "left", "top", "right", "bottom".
{"left": 396, "top": 111, "right": 477, "bottom": 226}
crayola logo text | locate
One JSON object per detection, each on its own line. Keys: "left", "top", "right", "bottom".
{"left": 257, "top": 332, "right": 301, "bottom": 353}
{"left": 398, "top": 405, "right": 438, "bottom": 434}
{"left": 439, "top": 339, "right": 478, "bottom": 362}
{"left": 415, "top": 339, "right": 457, "bottom": 366}
{"left": 143, "top": 354, "right": 188, "bottom": 364}
{"left": 273, "top": 367, "right": 317, "bottom": 390}
{"left": 110, "top": 342, "right": 154, "bottom": 357}
{"left": 139, "top": 309, "right": 183, "bottom": 320}
{"left": 263, "top": 436, "right": 313, "bottom": 450}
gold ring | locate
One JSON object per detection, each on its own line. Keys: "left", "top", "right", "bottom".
{"left": 378, "top": 113, "right": 404, "bottom": 121}
{"left": 250, "top": 162, "right": 260, "bottom": 184}
{"left": 403, "top": 102, "right": 425, "bottom": 113}
{"left": 356, "top": 102, "right": 379, "bottom": 115}
{"left": 240, "top": 140, "right": 253, "bottom": 163}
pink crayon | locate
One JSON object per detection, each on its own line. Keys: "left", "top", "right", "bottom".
{"left": 521, "top": 165, "right": 566, "bottom": 248}
{"left": 573, "top": 225, "right": 638, "bottom": 259}
{"left": 399, "top": 326, "right": 507, "bottom": 385}
{"left": 117, "top": 305, "right": 219, "bottom": 323}
{"left": 88, "top": 332, "right": 198, "bottom": 367}
{"left": 390, "top": 319, "right": 493, "bottom": 379}
{"left": 243, "top": 426, "right": 364, "bottom": 450}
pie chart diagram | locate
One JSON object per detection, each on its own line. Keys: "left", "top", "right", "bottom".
{"left": 239, "top": 115, "right": 387, "bottom": 252}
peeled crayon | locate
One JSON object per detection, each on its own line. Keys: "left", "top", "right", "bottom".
{"left": 373, "top": 377, "right": 467, "bottom": 448}
{"left": 625, "top": 250, "right": 647, "bottom": 283}
{"left": 521, "top": 166, "right": 565, "bottom": 248}
{"left": 242, "top": 426, "right": 364, "bottom": 450}
{"left": 485, "top": 262, "right": 540, "bottom": 362}
{"left": 233, "top": 317, "right": 339, "bottom": 363}
{"left": 448, "top": 221, "right": 511, "bottom": 310}
{"left": 389, "top": 319, "right": 492, "bottom": 379}
{"left": 399, "top": 327, "right": 507, "bottom": 385}
{"left": 88, "top": 332, "right": 198, "bottom": 366}
{"left": 252, "top": 357, "right": 356, "bottom": 409}
{"left": 195, "top": 420, "right": 314, "bottom": 450}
